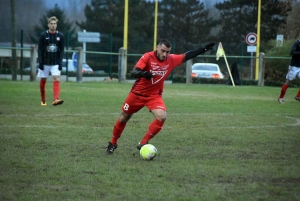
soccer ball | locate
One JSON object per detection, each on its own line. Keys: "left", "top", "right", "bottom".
{"left": 140, "top": 144, "right": 158, "bottom": 160}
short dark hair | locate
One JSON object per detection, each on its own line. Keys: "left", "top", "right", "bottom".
{"left": 158, "top": 39, "right": 171, "bottom": 48}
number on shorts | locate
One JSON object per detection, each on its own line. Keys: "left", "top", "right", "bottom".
{"left": 123, "top": 103, "right": 129, "bottom": 111}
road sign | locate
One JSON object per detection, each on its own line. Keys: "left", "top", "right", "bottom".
{"left": 246, "top": 33, "right": 257, "bottom": 45}
{"left": 72, "top": 52, "right": 78, "bottom": 67}
{"left": 77, "top": 32, "right": 100, "bottom": 43}
{"left": 247, "top": 45, "right": 256, "bottom": 52}
{"left": 276, "top": 35, "right": 283, "bottom": 47}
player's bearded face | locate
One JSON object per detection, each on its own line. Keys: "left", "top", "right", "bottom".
{"left": 48, "top": 21, "right": 57, "bottom": 32}
{"left": 156, "top": 44, "right": 171, "bottom": 61}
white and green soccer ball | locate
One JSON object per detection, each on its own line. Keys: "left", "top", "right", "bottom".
{"left": 140, "top": 144, "right": 158, "bottom": 160}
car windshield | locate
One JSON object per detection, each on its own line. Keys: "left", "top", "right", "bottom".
{"left": 193, "top": 65, "right": 218, "bottom": 71}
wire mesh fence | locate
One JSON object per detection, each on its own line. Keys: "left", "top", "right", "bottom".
{"left": 1, "top": 45, "right": 298, "bottom": 87}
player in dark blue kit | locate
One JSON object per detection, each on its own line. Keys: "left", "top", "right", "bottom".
{"left": 37, "top": 16, "right": 64, "bottom": 106}
{"left": 278, "top": 39, "right": 300, "bottom": 104}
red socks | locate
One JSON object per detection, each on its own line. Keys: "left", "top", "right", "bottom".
{"left": 110, "top": 118, "right": 165, "bottom": 145}
{"left": 140, "top": 119, "right": 165, "bottom": 144}
{"left": 279, "top": 84, "right": 300, "bottom": 98}
{"left": 39, "top": 79, "right": 46, "bottom": 101}
{"left": 53, "top": 81, "right": 60, "bottom": 100}
{"left": 296, "top": 89, "right": 300, "bottom": 97}
{"left": 111, "top": 120, "right": 126, "bottom": 144}
{"left": 40, "top": 80, "right": 61, "bottom": 101}
{"left": 279, "top": 83, "right": 288, "bottom": 98}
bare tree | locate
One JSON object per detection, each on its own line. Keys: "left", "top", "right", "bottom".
{"left": 65, "top": 0, "right": 91, "bottom": 25}
{"left": 0, "top": 0, "right": 11, "bottom": 43}
{"left": 10, "top": 0, "right": 17, "bottom": 80}
{"left": 0, "top": 0, "right": 47, "bottom": 43}
{"left": 281, "top": 1, "right": 300, "bottom": 39}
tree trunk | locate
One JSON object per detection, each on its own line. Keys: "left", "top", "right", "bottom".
{"left": 10, "top": 0, "right": 17, "bottom": 81}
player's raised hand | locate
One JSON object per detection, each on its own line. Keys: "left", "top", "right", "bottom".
{"left": 205, "top": 42, "right": 215, "bottom": 51}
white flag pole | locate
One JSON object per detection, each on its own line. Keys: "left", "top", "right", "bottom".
{"left": 216, "top": 42, "right": 235, "bottom": 87}
{"left": 223, "top": 53, "right": 235, "bottom": 87}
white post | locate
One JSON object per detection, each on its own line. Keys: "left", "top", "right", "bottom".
{"left": 83, "top": 30, "right": 86, "bottom": 63}
{"left": 76, "top": 47, "right": 83, "bottom": 82}
{"left": 186, "top": 59, "right": 192, "bottom": 84}
{"left": 30, "top": 45, "right": 37, "bottom": 81}
{"left": 118, "top": 48, "right": 127, "bottom": 83}
{"left": 258, "top": 52, "right": 265, "bottom": 86}
{"left": 250, "top": 52, "right": 253, "bottom": 80}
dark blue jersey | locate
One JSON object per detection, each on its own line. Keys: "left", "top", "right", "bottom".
{"left": 290, "top": 39, "right": 300, "bottom": 67}
{"left": 38, "top": 30, "right": 64, "bottom": 65}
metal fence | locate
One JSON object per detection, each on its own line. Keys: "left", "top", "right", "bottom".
{"left": 0, "top": 46, "right": 291, "bottom": 86}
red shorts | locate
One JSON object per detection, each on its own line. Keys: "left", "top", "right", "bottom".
{"left": 122, "top": 92, "right": 166, "bottom": 114}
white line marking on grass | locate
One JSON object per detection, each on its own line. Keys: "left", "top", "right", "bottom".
{"left": 167, "top": 114, "right": 300, "bottom": 129}
{"left": 170, "top": 113, "right": 234, "bottom": 116}
{"left": 203, "top": 115, "right": 300, "bottom": 129}
{"left": 1, "top": 113, "right": 299, "bottom": 129}
{"left": 217, "top": 123, "right": 299, "bottom": 129}
{"left": 0, "top": 124, "right": 106, "bottom": 129}
{"left": 1, "top": 125, "right": 57, "bottom": 128}
{"left": 284, "top": 116, "right": 300, "bottom": 126}
{"left": 1, "top": 113, "right": 121, "bottom": 117}
{"left": 165, "top": 93, "right": 278, "bottom": 101}
{"left": 0, "top": 112, "right": 271, "bottom": 117}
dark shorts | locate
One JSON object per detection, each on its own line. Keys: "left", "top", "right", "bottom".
{"left": 122, "top": 92, "right": 166, "bottom": 114}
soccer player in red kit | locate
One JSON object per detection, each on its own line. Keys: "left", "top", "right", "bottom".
{"left": 106, "top": 39, "right": 215, "bottom": 154}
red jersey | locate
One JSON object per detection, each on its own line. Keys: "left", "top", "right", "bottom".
{"left": 130, "top": 51, "right": 184, "bottom": 97}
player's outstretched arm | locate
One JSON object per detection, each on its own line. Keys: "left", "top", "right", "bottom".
{"left": 131, "top": 67, "right": 153, "bottom": 80}
{"left": 183, "top": 42, "right": 215, "bottom": 62}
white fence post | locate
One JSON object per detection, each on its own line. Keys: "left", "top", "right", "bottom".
{"left": 186, "top": 59, "right": 193, "bottom": 84}
{"left": 30, "top": 45, "right": 37, "bottom": 81}
{"left": 76, "top": 47, "right": 83, "bottom": 82}
{"left": 118, "top": 48, "right": 126, "bottom": 83}
{"left": 258, "top": 52, "right": 265, "bottom": 86}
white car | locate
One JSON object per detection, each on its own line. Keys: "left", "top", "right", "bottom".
{"left": 191, "top": 63, "right": 224, "bottom": 79}
{"left": 24, "top": 59, "right": 94, "bottom": 74}
{"left": 62, "top": 59, "right": 93, "bottom": 74}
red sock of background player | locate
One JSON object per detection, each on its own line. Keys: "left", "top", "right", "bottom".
{"left": 40, "top": 79, "right": 46, "bottom": 101}
{"left": 53, "top": 81, "right": 60, "bottom": 100}
{"left": 140, "top": 119, "right": 165, "bottom": 144}
{"left": 111, "top": 119, "right": 126, "bottom": 145}
{"left": 279, "top": 83, "right": 288, "bottom": 98}
{"left": 296, "top": 88, "right": 300, "bottom": 97}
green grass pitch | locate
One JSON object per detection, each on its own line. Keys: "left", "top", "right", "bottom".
{"left": 0, "top": 80, "right": 299, "bottom": 200}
